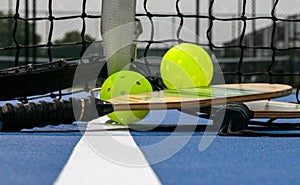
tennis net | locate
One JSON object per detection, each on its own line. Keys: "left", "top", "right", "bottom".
{"left": 0, "top": 0, "right": 299, "bottom": 101}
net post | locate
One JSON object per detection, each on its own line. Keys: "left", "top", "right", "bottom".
{"left": 101, "top": 0, "right": 137, "bottom": 75}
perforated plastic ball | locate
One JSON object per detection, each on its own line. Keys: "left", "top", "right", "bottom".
{"left": 100, "top": 70, "right": 153, "bottom": 124}
{"left": 160, "top": 43, "right": 214, "bottom": 89}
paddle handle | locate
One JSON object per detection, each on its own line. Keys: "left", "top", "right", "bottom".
{"left": 0, "top": 97, "right": 114, "bottom": 131}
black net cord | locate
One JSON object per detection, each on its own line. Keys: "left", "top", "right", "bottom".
{"left": 142, "top": 0, "right": 155, "bottom": 75}
{"left": 13, "top": 0, "right": 21, "bottom": 68}
{"left": 79, "top": 0, "right": 88, "bottom": 58}
{"left": 268, "top": 0, "right": 280, "bottom": 84}
{"left": 175, "top": 0, "right": 184, "bottom": 44}
{"left": 32, "top": 0, "right": 37, "bottom": 64}
{"left": 237, "top": 0, "right": 247, "bottom": 83}
{"left": 25, "top": 0, "right": 29, "bottom": 65}
{"left": 47, "top": 0, "right": 54, "bottom": 63}
{"left": 206, "top": 0, "right": 215, "bottom": 52}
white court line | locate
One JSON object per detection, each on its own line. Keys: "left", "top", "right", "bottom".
{"left": 54, "top": 116, "right": 161, "bottom": 185}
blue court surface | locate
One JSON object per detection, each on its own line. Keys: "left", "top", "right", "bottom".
{"left": 1, "top": 94, "right": 300, "bottom": 185}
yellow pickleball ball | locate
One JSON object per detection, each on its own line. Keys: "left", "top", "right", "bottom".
{"left": 160, "top": 43, "right": 214, "bottom": 89}
{"left": 100, "top": 70, "right": 153, "bottom": 124}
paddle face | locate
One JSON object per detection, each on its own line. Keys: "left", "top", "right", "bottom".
{"left": 105, "top": 83, "right": 292, "bottom": 111}
{"left": 246, "top": 100, "right": 300, "bottom": 118}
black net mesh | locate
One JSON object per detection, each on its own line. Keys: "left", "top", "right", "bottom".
{"left": 0, "top": 0, "right": 299, "bottom": 99}
{"left": 0, "top": 0, "right": 300, "bottom": 99}
{"left": 136, "top": 0, "right": 300, "bottom": 86}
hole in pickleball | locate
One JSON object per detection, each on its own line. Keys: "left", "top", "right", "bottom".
{"left": 120, "top": 91, "right": 126, "bottom": 96}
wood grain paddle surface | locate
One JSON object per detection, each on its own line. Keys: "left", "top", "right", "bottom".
{"left": 246, "top": 100, "right": 300, "bottom": 118}
{"left": 107, "top": 83, "right": 292, "bottom": 111}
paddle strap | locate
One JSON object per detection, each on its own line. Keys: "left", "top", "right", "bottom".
{"left": 214, "top": 102, "right": 254, "bottom": 135}
{"left": 214, "top": 102, "right": 300, "bottom": 137}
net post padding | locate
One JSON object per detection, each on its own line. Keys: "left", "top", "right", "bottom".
{"left": 101, "top": 0, "right": 137, "bottom": 75}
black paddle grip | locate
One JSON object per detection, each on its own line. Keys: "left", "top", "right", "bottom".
{"left": 0, "top": 97, "right": 114, "bottom": 131}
